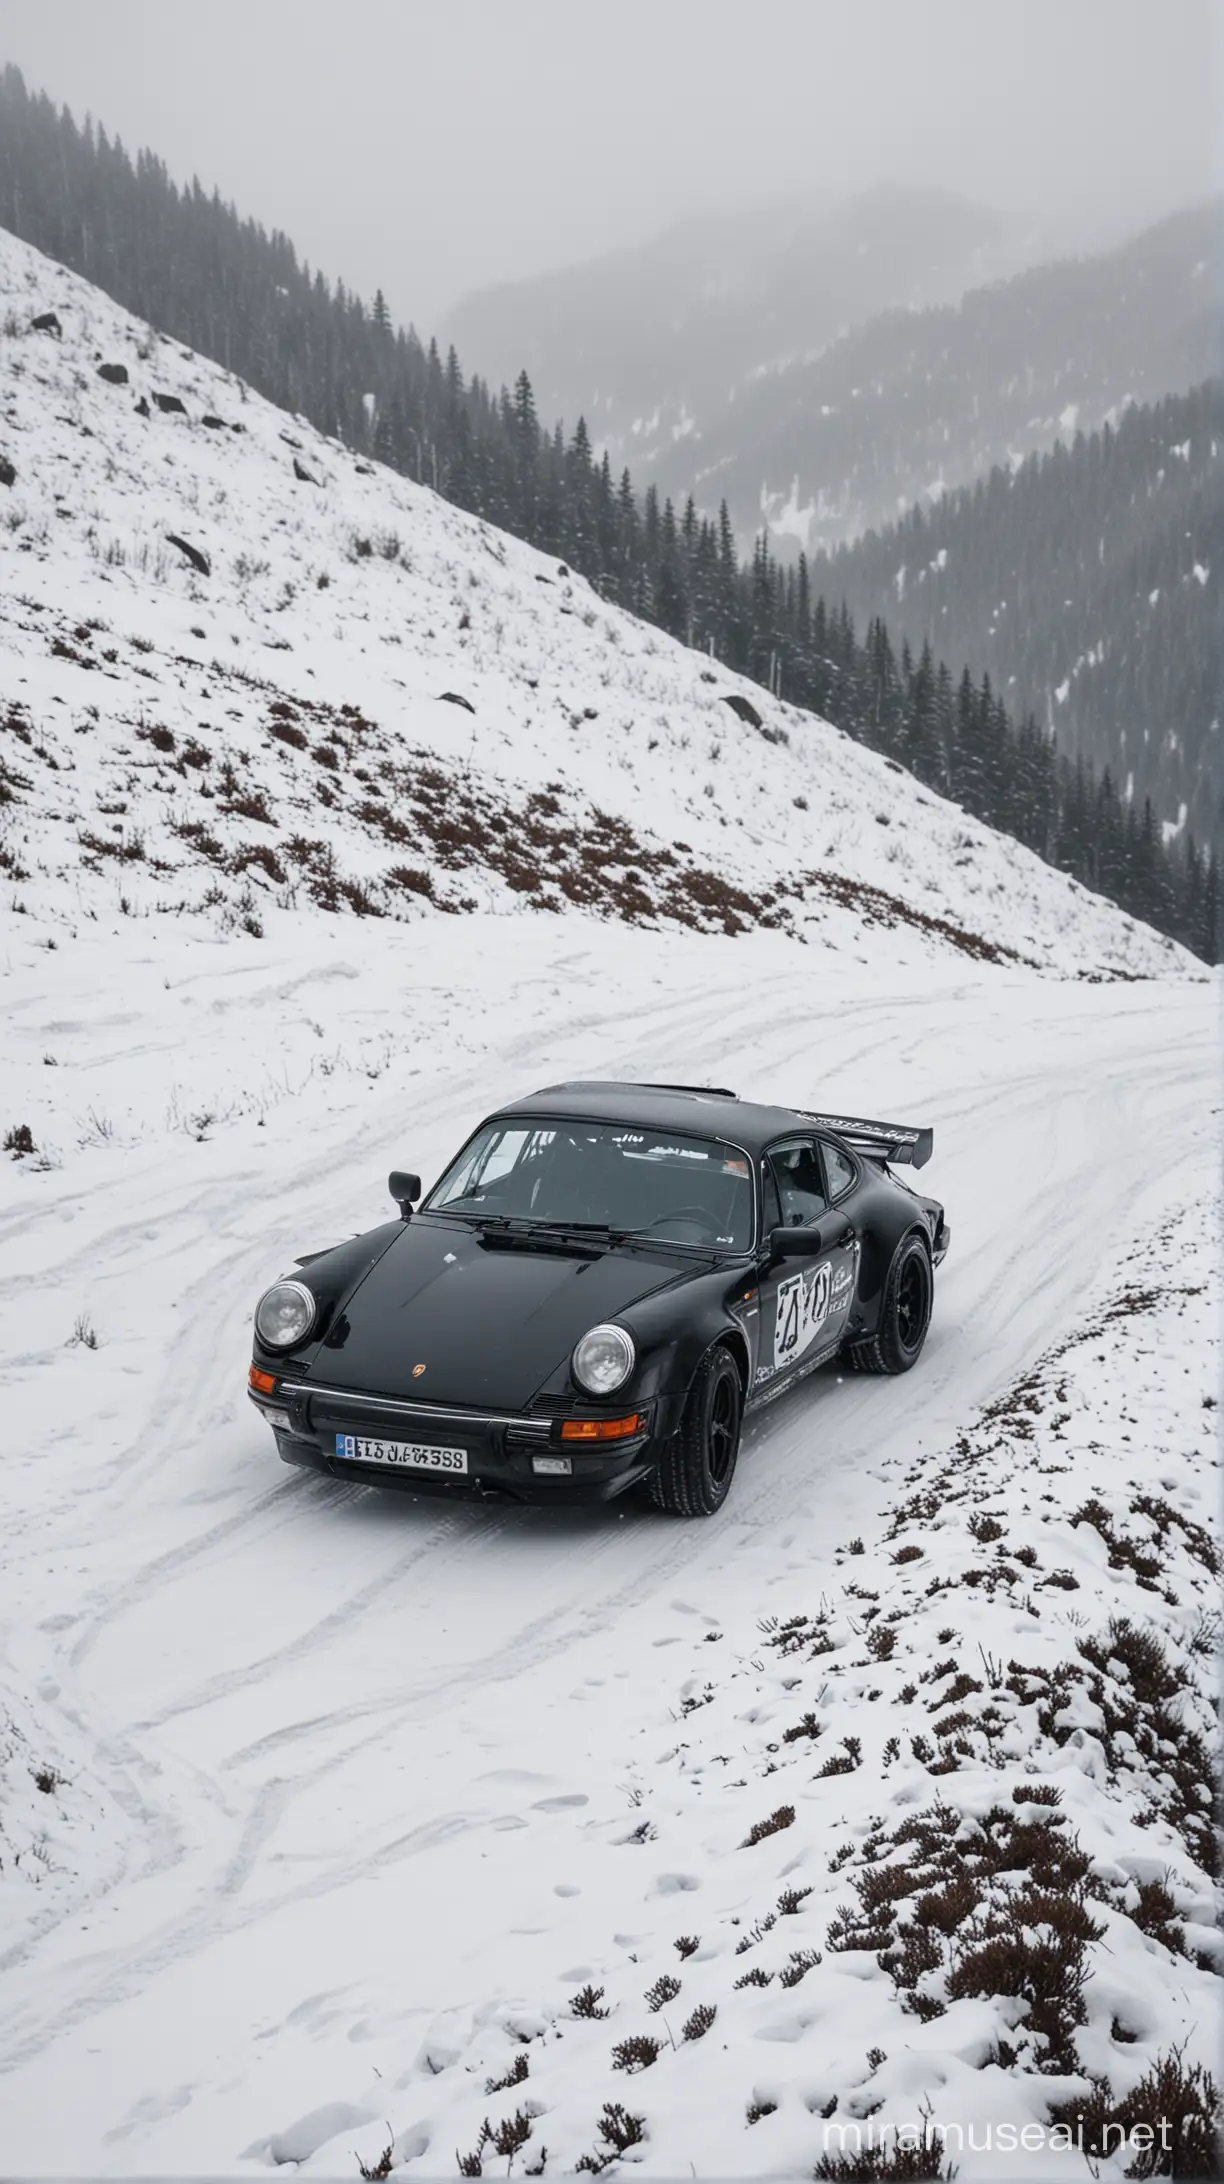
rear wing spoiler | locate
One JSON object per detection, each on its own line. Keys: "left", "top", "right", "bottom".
{"left": 801, "top": 1111, "right": 934, "bottom": 1170}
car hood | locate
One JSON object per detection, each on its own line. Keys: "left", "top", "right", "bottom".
{"left": 309, "top": 1216, "right": 692, "bottom": 1408}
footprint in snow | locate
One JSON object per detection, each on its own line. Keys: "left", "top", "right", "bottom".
{"left": 756, "top": 2010, "right": 817, "bottom": 2045}
{"left": 284, "top": 1990, "right": 351, "bottom": 2031}
{"left": 531, "top": 1792, "right": 588, "bottom": 1811}
{"left": 389, "top": 2127, "right": 431, "bottom": 2164}
{"left": 103, "top": 2085, "right": 194, "bottom": 2142}
{"left": 474, "top": 1767, "right": 553, "bottom": 1787}
{"left": 257, "top": 2102, "right": 378, "bottom": 2167}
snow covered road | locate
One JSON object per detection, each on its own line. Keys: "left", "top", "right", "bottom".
{"left": 0, "top": 915, "right": 1215, "bottom": 2172}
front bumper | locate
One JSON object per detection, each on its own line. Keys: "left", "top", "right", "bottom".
{"left": 249, "top": 1375, "right": 683, "bottom": 1504}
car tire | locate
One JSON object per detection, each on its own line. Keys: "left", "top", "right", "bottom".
{"left": 648, "top": 1345, "right": 743, "bottom": 1517}
{"left": 847, "top": 1233, "right": 932, "bottom": 1375}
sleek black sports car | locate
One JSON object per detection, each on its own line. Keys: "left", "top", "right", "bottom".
{"left": 248, "top": 1082, "right": 949, "bottom": 1517}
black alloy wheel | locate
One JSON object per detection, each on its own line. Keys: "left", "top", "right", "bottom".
{"left": 648, "top": 1345, "right": 744, "bottom": 1517}
{"left": 847, "top": 1233, "right": 933, "bottom": 1375}
{"left": 896, "top": 1251, "right": 928, "bottom": 1353}
{"left": 706, "top": 1365, "right": 739, "bottom": 1486}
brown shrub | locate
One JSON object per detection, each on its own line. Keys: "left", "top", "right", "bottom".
{"left": 742, "top": 1806, "right": 795, "bottom": 1848}
{"left": 813, "top": 2109, "right": 954, "bottom": 2180}
{"left": 1050, "top": 2047, "right": 1221, "bottom": 2178}
{"left": 610, "top": 2035, "right": 659, "bottom": 2073}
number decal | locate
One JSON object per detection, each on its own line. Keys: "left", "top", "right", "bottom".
{"left": 774, "top": 1261, "right": 832, "bottom": 1370}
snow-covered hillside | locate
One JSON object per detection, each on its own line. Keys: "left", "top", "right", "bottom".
{"left": 0, "top": 226, "right": 1193, "bottom": 982}
{"left": 0, "top": 229, "right": 1218, "bottom": 2179}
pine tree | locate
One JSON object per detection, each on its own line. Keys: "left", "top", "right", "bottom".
{"left": 593, "top": 450, "right": 617, "bottom": 596}
{"left": 564, "top": 417, "right": 596, "bottom": 567}
{"left": 908, "top": 641, "right": 943, "bottom": 787}
{"left": 749, "top": 533, "right": 774, "bottom": 686}
{"left": 613, "top": 468, "right": 639, "bottom": 609}
{"left": 510, "top": 369, "right": 539, "bottom": 530}
{"left": 715, "top": 501, "right": 739, "bottom": 662}
{"left": 950, "top": 665, "right": 981, "bottom": 811}
{"left": 654, "top": 498, "right": 689, "bottom": 641}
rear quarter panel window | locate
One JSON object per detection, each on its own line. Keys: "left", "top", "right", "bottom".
{"left": 823, "top": 1142, "right": 857, "bottom": 1199}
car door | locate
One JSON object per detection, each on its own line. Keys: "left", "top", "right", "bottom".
{"left": 754, "top": 1137, "right": 857, "bottom": 1397}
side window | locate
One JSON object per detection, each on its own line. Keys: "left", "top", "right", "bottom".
{"left": 761, "top": 1161, "right": 782, "bottom": 1236}
{"left": 769, "top": 1139, "right": 829, "bottom": 1227}
{"left": 822, "top": 1141, "right": 856, "bottom": 1200}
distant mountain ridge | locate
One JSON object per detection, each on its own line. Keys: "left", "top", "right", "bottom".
{"left": 646, "top": 197, "right": 1223, "bottom": 553}
{"left": 447, "top": 193, "right": 1222, "bottom": 558}
{"left": 444, "top": 183, "right": 1026, "bottom": 457}
{"left": 809, "top": 380, "right": 1224, "bottom": 863}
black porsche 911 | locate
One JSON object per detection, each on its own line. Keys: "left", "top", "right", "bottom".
{"left": 248, "top": 1082, "right": 949, "bottom": 1517}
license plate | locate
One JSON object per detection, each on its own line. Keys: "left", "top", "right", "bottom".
{"left": 334, "top": 1433, "right": 468, "bottom": 1475}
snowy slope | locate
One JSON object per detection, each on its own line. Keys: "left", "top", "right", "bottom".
{"left": 0, "top": 230, "right": 1219, "bottom": 2179}
{"left": 0, "top": 225, "right": 1193, "bottom": 983}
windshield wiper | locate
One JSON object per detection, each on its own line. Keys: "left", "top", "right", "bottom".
{"left": 447, "top": 1211, "right": 713, "bottom": 1252}
{"left": 470, "top": 1215, "right": 639, "bottom": 1251}
{"left": 529, "top": 1220, "right": 635, "bottom": 1239}
{"left": 487, "top": 1216, "right": 630, "bottom": 1237}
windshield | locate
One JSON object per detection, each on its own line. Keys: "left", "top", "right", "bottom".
{"left": 423, "top": 1117, "right": 754, "bottom": 1250}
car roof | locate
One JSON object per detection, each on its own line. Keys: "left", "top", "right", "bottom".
{"left": 491, "top": 1080, "right": 822, "bottom": 1156}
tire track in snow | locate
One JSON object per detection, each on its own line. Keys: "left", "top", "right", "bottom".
{"left": 0, "top": 1499, "right": 708, "bottom": 2063}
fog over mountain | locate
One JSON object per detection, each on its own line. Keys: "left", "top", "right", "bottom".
{"left": 0, "top": 0, "right": 1219, "bottom": 325}
{"left": 449, "top": 194, "right": 1223, "bottom": 560}
{"left": 444, "top": 185, "right": 1035, "bottom": 459}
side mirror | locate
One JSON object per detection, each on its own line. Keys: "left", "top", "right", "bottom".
{"left": 770, "top": 1221, "right": 826, "bottom": 1260}
{"left": 389, "top": 1170, "right": 422, "bottom": 1219}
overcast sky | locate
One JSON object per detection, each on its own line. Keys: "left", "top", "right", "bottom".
{"left": 3, "top": 0, "right": 1221, "bottom": 331}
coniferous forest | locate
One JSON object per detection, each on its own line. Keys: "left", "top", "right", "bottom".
{"left": 0, "top": 63, "right": 1215, "bottom": 960}
{"left": 810, "top": 384, "right": 1223, "bottom": 875}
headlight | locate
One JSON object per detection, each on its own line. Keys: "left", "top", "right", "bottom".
{"left": 572, "top": 1322, "right": 635, "bottom": 1396}
{"left": 254, "top": 1279, "right": 317, "bottom": 1350}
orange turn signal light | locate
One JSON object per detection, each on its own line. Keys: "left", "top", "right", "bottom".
{"left": 560, "top": 1412, "right": 644, "bottom": 1442}
{"left": 249, "top": 1365, "right": 277, "bottom": 1395}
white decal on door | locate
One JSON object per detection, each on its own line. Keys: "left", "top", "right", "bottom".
{"left": 774, "top": 1260, "right": 833, "bottom": 1370}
